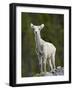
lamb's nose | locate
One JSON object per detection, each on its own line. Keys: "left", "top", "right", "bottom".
{"left": 35, "top": 32, "right": 37, "bottom": 34}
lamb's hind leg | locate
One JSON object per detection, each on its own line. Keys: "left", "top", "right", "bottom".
{"left": 49, "top": 58, "right": 53, "bottom": 72}
{"left": 52, "top": 53, "right": 56, "bottom": 71}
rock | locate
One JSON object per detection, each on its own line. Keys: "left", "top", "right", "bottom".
{"left": 51, "top": 66, "right": 64, "bottom": 76}
{"left": 35, "top": 66, "right": 64, "bottom": 76}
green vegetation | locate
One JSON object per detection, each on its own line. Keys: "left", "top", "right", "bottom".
{"left": 21, "top": 13, "right": 64, "bottom": 77}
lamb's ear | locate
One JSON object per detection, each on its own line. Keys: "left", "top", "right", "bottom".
{"left": 40, "top": 24, "right": 44, "bottom": 29}
{"left": 31, "top": 23, "right": 34, "bottom": 28}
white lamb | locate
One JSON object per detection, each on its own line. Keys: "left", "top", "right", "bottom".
{"left": 31, "top": 23, "right": 56, "bottom": 74}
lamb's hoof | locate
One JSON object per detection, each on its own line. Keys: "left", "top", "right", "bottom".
{"left": 40, "top": 72, "right": 45, "bottom": 75}
{"left": 50, "top": 69, "right": 55, "bottom": 73}
{"left": 53, "top": 68, "right": 57, "bottom": 71}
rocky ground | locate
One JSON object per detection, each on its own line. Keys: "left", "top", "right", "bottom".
{"left": 35, "top": 66, "right": 64, "bottom": 77}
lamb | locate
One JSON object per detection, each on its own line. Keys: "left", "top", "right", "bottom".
{"left": 31, "top": 23, "right": 56, "bottom": 74}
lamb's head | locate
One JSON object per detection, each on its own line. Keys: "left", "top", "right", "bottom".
{"left": 31, "top": 23, "right": 44, "bottom": 35}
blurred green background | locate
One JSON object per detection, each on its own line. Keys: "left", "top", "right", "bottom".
{"left": 21, "top": 12, "right": 64, "bottom": 77}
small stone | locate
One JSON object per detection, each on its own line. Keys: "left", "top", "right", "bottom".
{"left": 57, "top": 66, "right": 61, "bottom": 69}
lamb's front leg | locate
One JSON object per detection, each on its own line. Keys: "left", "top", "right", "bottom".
{"left": 43, "top": 59, "right": 47, "bottom": 73}
{"left": 38, "top": 55, "right": 43, "bottom": 74}
{"left": 40, "top": 61, "right": 43, "bottom": 74}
